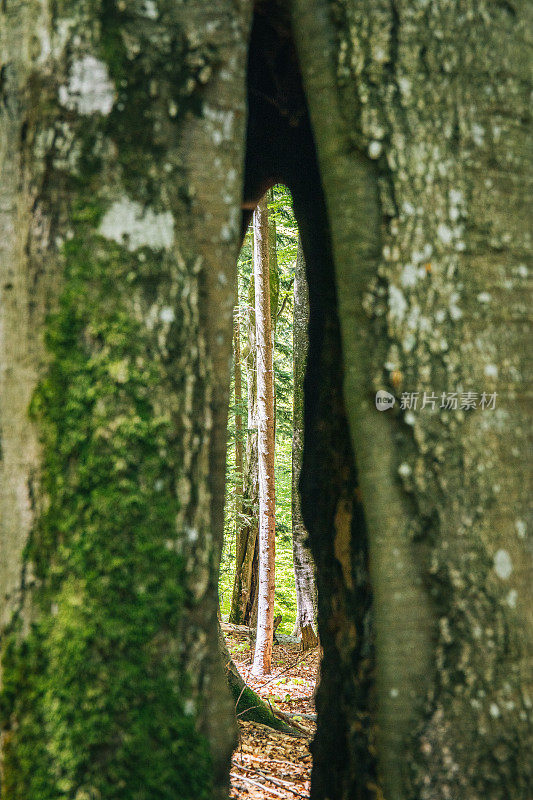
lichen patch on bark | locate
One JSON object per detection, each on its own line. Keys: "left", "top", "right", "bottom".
{"left": 59, "top": 55, "right": 115, "bottom": 115}
{"left": 98, "top": 196, "right": 175, "bottom": 251}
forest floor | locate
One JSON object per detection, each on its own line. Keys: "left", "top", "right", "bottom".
{"left": 225, "top": 630, "right": 319, "bottom": 799}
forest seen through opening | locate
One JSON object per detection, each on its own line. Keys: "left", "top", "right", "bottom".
{"left": 218, "top": 185, "right": 320, "bottom": 798}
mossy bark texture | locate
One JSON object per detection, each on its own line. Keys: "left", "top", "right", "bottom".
{"left": 0, "top": 2, "right": 252, "bottom": 798}
{"left": 218, "top": 626, "right": 301, "bottom": 737}
{"left": 293, "top": 1, "right": 532, "bottom": 798}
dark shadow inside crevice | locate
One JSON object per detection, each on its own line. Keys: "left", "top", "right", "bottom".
{"left": 241, "top": 3, "right": 377, "bottom": 797}
{"left": 241, "top": 0, "right": 319, "bottom": 236}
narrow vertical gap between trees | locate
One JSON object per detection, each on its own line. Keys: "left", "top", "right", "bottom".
{"left": 219, "top": 185, "right": 321, "bottom": 794}
{"left": 220, "top": 2, "right": 377, "bottom": 795}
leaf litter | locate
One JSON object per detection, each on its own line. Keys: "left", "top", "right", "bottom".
{"left": 226, "top": 631, "right": 320, "bottom": 799}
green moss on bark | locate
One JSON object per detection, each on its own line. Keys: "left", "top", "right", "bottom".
{"left": 0, "top": 3, "right": 234, "bottom": 795}
{"left": 0, "top": 202, "right": 212, "bottom": 798}
{"left": 226, "top": 670, "right": 301, "bottom": 737}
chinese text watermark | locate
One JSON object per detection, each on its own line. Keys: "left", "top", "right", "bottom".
{"left": 375, "top": 390, "right": 497, "bottom": 412}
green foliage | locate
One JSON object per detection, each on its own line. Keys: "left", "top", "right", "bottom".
{"left": 1, "top": 209, "right": 211, "bottom": 798}
{"left": 219, "top": 186, "right": 299, "bottom": 635}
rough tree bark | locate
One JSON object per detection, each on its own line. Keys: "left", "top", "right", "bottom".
{"left": 291, "top": 240, "right": 318, "bottom": 649}
{"left": 292, "top": 1, "right": 532, "bottom": 798}
{"left": 0, "top": 3, "right": 252, "bottom": 798}
{"left": 251, "top": 196, "right": 277, "bottom": 677}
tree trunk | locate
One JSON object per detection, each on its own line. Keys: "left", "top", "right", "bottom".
{"left": 0, "top": 4, "right": 252, "bottom": 798}
{"left": 232, "top": 297, "right": 244, "bottom": 578}
{"left": 267, "top": 189, "right": 280, "bottom": 333}
{"left": 291, "top": 241, "right": 318, "bottom": 649}
{"left": 251, "top": 197, "right": 276, "bottom": 677}
{"left": 292, "top": 1, "right": 532, "bottom": 797}
{"left": 229, "top": 278, "right": 259, "bottom": 626}
{"left": 230, "top": 206, "right": 279, "bottom": 628}
{"left": 267, "top": 188, "right": 279, "bottom": 441}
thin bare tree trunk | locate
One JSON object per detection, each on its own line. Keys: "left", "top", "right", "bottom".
{"left": 230, "top": 191, "right": 279, "bottom": 627}
{"left": 267, "top": 189, "right": 280, "bottom": 331}
{"left": 232, "top": 298, "right": 244, "bottom": 567}
{"left": 229, "top": 279, "right": 259, "bottom": 625}
{"left": 251, "top": 197, "right": 276, "bottom": 677}
{"left": 267, "top": 189, "right": 279, "bottom": 441}
{"left": 291, "top": 241, "right": 318, "bottom": 649}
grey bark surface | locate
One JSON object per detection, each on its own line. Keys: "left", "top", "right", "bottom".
{"left": 293, "top": 0, "right": 532, "bottom": 797}
{"left": 251, "top": 197, "right": 276, "bottom": 677}
{"left": 0, "top": 2, "right": 253, "bottom": 797}
{"left": 291, "top": 241, "right": 318, "bottom": 648}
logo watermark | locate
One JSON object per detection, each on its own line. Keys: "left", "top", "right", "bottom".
{"left": 375, "top": 390, "right": 497, "bottom": 411}
{"left": 375, "top": 390, "right": 396, "bottom": 411}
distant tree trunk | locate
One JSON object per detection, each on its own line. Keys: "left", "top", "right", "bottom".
{"left": 230, "top": 197, "right": 278, "bottom": 628}
{"left": 233, "top": 306, "right": 244, "bottom": 516}
{"left": 232, "top": 297, "right": 244, "bottom": 577}
{"left": 267, "top": 188, "right": 279, "bottom": 439}
{"left": 291, "top": 241, "right": 318, "bottom": 649}
{"left": 251, "top": 197, "right": 276, "bottom": 677}
{"left": 229, "top": 278, "right": 259, "bottom": 626}
{"left": 267, "top": 189, "right": 280, "bottom": 332}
